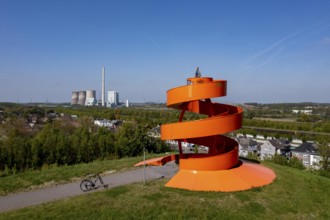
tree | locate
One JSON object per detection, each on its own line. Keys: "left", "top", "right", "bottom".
{"left": 0, "top": 140, "right": 4, "bottom": 171}
{"left": 78, "top": 115, "right": 96, "bottom": 132}
{"left": 55, "top": 130, "right": 72, "bottom": 165}
{"left": 246, "top": 110, "right": 256, "bottom": 119}
{"left": 288, "top": 156, "right": 305, "bottom": 170}
{"left": 115, "top": 123, "right": 147, "bottom": 157}
{"left": 324, "top": 108, "right": 330, "bottom": 119}
{"left": 94, "top": 127, "right": 116, "bottom": 159}
{"left": 0, "top": 118, "right": 34, "bottom": 171}
{"left": 318, "top": 140, "right": 330, "bottom": 170}
{"left": 31, "top": 137, "right": 44, "bottom": 168}
{"left": 77, "top": 127, "right": 94, "bottom": 163}
{"left": 148, "top": 138, "right": 170, "bottom": 154}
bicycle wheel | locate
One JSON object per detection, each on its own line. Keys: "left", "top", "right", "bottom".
{"left": 80, "top": 179, "right": 94, "bottom": 192}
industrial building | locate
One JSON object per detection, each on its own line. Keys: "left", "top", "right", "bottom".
{"left": 71, "top": 91, "right": 79, "bottom": 105}
{"left": 108, "top": 91, "right": 119, "bottom": 107}
{"left": 85, "top": 90, "right": 97, "bottom": 106}
{"left": 78, "top": 91, "right": 86, "bottom": 105}
{"left": 71, "top": 90, "right": 97, "bottom": 106}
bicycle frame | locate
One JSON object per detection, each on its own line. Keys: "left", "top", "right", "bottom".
{"left": 80, "top": 173, "right": 107, "bottom": 192}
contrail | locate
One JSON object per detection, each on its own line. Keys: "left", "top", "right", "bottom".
{"left": 240, "top": 46, "right": 284, "bottom": 77}
{"left": 145, "top": 35, "right": 162, "bottom": 48}
{"left": 242, "top": 31, "right": 298, "bottom": 66}
{"left": 232, "top": 30, "right": 300, "bottom": 77}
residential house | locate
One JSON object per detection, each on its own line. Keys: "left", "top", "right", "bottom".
{"left": 291, "top": 138, "right": 303, "bottom": 147}
{"left": 94, "top": 119, "right": 122, "bottom": 128}
{"left": 292, "top": 109, "right": 313, "bottom": 115}
{"left": 291, "top": 142, "right": 321, "bottom": 169}
{"left": 165, "top": 139, "right": 197, "bottom": 152}
{"left": 147, "top": 125, "right": 161, "bottom": 139}
{"left": 28, "top": 114, "right": 38, "bottom": 124}
{"left": 237, "top": 137, "right": 259, "bottom": 158}
{"left": 94, "top": 119, "right": 112, "bottom": 127}
{"left": 260, "top": 138, "right": 290, "bottom": 160}
{"left": 110, "top": 120, "right": 122, "bottom": 128}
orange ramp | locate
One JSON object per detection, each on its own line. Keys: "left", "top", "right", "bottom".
{"left": 158, "top": 72, "right": 276, "bottom": 192}
{"left": 134, "top": 154, "right": 177, "bottom": 167}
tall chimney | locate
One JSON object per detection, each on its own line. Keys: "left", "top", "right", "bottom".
{"left": 102, "top": 66, "right": 105, "bottom": 106}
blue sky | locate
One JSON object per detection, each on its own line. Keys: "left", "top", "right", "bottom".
{"left": 0, "top": 0, "right": 329, "bottom": 103}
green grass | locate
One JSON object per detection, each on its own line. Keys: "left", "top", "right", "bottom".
{"left": 1, "top": 162, "right": 330, "bottom": 219}
{"left": 0, "top": 153, "right": 166, "bottom": 195}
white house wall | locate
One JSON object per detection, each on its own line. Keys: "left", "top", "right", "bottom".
{"left": 260, "top": 142, "right": 276, "bottom": 160}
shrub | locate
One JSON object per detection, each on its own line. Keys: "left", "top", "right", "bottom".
{"left": 266, "top": 154, "right": 305, "bottom": 170}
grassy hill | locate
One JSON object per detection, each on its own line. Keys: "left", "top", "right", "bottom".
{"left": 1, "top": 162, "right": 329, "bottom": 219}
{"left": 0, "top": 155, "right": 159, "bottom": 196}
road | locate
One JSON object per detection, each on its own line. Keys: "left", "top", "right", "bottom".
{"left": 243, "top": 126, "right": 330, "bottom": 136}
{"left": 0, "top": 161, "right": 178, "bottom": 213}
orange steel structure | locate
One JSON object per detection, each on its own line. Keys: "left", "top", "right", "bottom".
{"left": 136, "top": 70, "right": 276, "bottom": 192}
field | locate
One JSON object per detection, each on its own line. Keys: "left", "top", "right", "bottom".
{"left": 1, "top": 162, "right": 330, "bottom": 219}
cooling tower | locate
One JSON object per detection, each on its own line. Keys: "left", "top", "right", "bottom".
{"left": 85, "top": 90, "right": 97, "bottom": 106}
{"left": 71, "top": 91, "right": 79, "bottom": 105}
{"left": 78, "top": 91, "right": 86, "bottom": 105}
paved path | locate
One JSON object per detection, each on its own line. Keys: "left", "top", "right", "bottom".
{"left": 0, "top": 162, "right": 178, "bottom": 213}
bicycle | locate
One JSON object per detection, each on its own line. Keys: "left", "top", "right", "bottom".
{"left": 80, "top": 173, "right": 108, "bottom": 192}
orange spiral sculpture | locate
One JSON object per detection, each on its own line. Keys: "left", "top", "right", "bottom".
{"left": 135, "top": 70, "right": 276, "bottom": 191}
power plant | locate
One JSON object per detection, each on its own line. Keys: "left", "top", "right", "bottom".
{"left": 71, "top": 66, "right": 123, "bottom": 107}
